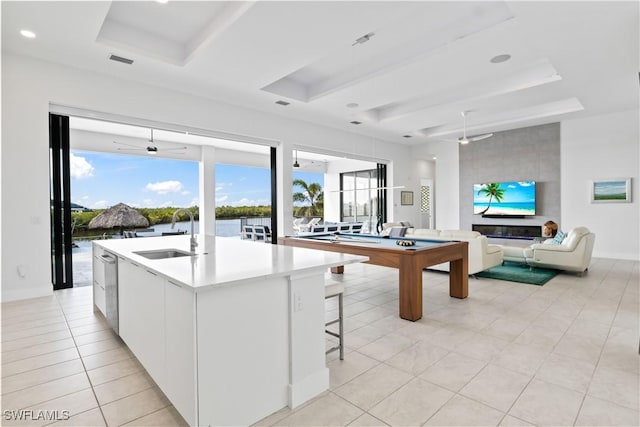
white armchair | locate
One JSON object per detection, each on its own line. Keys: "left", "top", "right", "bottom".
{"left": 524, "top": 226, "right": 596, "bottom": 273}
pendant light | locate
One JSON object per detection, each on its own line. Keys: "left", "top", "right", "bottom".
{"left": 293, "top": 150, "right": 300, "bottom": 168}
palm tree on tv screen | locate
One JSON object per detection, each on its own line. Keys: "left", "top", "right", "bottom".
{"left": 293, "top": 179, "right": 324, "bottom": 217}
{"left": 477, "top": 183, "right": 505, "bottom": 215}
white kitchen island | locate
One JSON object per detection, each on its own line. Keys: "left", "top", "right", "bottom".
{"left": 93, "top": 235, "right": 367, "bottom": 427}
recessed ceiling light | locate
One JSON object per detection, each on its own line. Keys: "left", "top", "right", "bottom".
{"left": 490, "top": 54, "right": 511, "bottom": 64}
{"left": 156, "top": 0, "right": 169, "bottom": 4}
{"left": 275, "top": 100, "right": 290, "bottom": 106}
{"left": 346, "top": 103, "right": 359, "bottom": 108}
{"left": 350, "top": 121, "right": 362, "bottom": 125}
{"left": 432, "top": 156, "right": 437, "bottom": 160}
{"left": 20, "top": 29, "right": 36, "bottom": 39}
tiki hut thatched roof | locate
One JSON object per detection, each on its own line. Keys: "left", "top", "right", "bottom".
{"left": 88, "top": 203, "right": 149, "bottom": 230}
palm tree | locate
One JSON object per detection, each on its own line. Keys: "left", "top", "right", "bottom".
{"left": 293, "top": 179, "right": 324, "bottom": 218}
{"left": 477, "top": 183, "right": 505, "bottom": 215}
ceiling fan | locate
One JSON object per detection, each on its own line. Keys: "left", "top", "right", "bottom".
{"left": 292, "top": 151, "right": 326, "bottom": 169}
{"left": 113, "top": 128, "right": 187, "bottom": 155}
{"left": 457, "top": 111, "right": 493, "bottom": 145}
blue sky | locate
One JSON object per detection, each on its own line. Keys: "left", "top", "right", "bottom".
{"left": 473, "top": 181, "right": 536, "bottom": 203}
{"left": 71, "top": 151, "right": 323, "bottom": 209}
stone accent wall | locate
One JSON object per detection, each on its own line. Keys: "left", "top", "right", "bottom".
{"left": 459, "top": 123, "right": 561, "bottom": 233}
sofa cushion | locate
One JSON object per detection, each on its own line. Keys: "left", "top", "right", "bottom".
{"left": 440, "top": 230, "right": 482, "bottom": 239}
{"left": 562, "top": 227, "right": 590, "bottom": 250}
{"left": 550, "top": 230, "right": 566, "bottom": 245}
{"left": 409, "top": 228, "right": 440, "bottom": 237}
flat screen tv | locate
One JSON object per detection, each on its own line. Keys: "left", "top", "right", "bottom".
{"left": 473, "top": 181, "right": 536, "bottom": 216}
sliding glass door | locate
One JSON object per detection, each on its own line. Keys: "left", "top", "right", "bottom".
{"left": 49, "top": 113, "right": 74, "bottom": 290}
{"left": 340, "top": 164, "right": 387, "bottom": 233}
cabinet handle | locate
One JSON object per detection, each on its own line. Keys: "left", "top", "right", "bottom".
{"left": 146, "top": 270, "right": 158, "bottom": 276}
{"left": 131, "top": 262, "right": 139, "bottom": 267}
{"left": 168, "top": 280, "right": 182, "bottom": 288}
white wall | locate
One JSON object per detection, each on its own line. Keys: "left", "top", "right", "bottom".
{"left": 393, "top": 158, "right": 436, "bottom": 227}
{"left": 1, "top": 53, "right": 411, "bottom": 302}
{"left": 561, "top": 109, "right": 640, "bottom": 260}
{"left": 411, "top": 141, "right": 460, "bottom": 230}
{"left": 411, "top": 110, "right": 640, "bottom": 261}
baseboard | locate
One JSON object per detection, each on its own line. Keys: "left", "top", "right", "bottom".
{"left": 593, "top": 252, "right": 640, "bottom": 261}
{"left": 288, "top": 367, "right": 329, "bottom": 408}
{"left": 1, "top": 286, "right": 53, "bottom": 303}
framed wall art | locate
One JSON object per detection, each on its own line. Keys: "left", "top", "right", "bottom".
{"left": 590, "top": 178, "right": 631, "bottom": 203}
{"left": 400, "top": 191, "right": 414, "bottom": 206}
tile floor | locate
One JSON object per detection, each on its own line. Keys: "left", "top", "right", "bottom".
{"left": 1, "top": 258, "right": 638, "bottom": 426}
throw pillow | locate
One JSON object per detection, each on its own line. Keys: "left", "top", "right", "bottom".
{"left": 551, "top": 230, "right": 566, "bottom": 245}
{"left": 389, "top": 227, "right": 407, "bottom": 238}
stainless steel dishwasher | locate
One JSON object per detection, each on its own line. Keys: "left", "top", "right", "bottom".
{"left": 101, "top": 251, "right": 119, "bottom": 335}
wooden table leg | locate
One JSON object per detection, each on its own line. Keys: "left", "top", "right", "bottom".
{"left": 449, "top": 249, "right": 469, "bottom": 299}
{"left": 398, "top": 257, "right": 422, "bottom": 321}
{"left": 330, "top": 265, "right": 344, "bottom": 274}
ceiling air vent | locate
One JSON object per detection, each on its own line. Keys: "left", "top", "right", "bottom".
{"left": 109, "top": 54, "right": 134, "bottom": 65}
{"left": 275, "top": 100, "right": 290, "bottom": 106}
{"left": 350, "top": 121, "right": 362, "bottom": 125}
{"left": 403, "top": 135, "right": 413, "bottom": 138}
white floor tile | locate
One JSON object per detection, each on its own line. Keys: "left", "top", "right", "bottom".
{"left": 1, "top": 260, "right": 639, "bottom": 427}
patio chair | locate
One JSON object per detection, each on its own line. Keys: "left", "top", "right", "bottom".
{"left": 242, "top": 225, "right": 255, "bottom": 240}
{"left": 308, "top": 218, "right": 321, "bottom": 227}
{"left": 253, "top": 225, "right": 272, "bottom": 242}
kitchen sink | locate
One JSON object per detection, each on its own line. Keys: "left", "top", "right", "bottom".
{"left": 133, "top": 249, "right": 194, "bottom": 260}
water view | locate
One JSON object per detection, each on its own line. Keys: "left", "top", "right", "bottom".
{"left": 72, "top": 219, "right": 248, "bottom": 287}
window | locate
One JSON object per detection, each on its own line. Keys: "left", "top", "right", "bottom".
{"left": 340, "top": 168, "right": 382, "bottom": 232}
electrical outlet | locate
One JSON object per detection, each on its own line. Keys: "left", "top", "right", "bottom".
{"left": 294, "top": 294, "right": 303, "bottom": 312}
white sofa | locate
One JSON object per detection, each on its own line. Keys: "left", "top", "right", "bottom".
{"left": 524, "top": 226, "right": 596, "bottom": 273}
{"left": 382, "top": 224, "right": 503, "bottom": 275}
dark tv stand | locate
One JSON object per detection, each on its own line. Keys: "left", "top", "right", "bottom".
{"left": 472, "top": 224, "right": 541, "bottom": 240}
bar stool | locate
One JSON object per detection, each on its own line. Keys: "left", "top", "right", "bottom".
{"left": 324, "top": 283, "right": 344, "bottom": 360}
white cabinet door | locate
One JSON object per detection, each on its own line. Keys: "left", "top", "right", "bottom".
{"left": 92, "top": 245, "right": 106, "bottom": 316}
{"left": 93, "top": 281, "right": 106, "bottom": 315}
{"left": 118, "top": 259, "right": 166, "bottom": 389}
{"left": 117, "top": 258, "right": 141, "bottom": 348}
{"left": 164, "top": 280, "right": 197, "bottom": 426}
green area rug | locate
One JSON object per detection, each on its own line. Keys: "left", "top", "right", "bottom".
{"left": 476, "top": 261, "right": 560, "bottom": 286}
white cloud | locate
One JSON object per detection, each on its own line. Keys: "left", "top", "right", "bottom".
{"left": 215, "top": 195, "right": 229, "bottom": 204}
{"left": 143, "top": 199, "right": 154, "bottom": 206}
{"left": 225, "top": 198, "right": 270, "bottom": 207}
{"left": 91, "top": 200, "right": 109, "bottom": 209}
{"left": 190, "top": 198, "right": 199, "bottom": 207}
{"left": 181, "top": 190, "right": 191, "bottom": 196}
{"left": 70, "top": 153, "right": 94, "bottom": 180}
{"left": 145, "top": 180, "right": 183, "bottom": 194}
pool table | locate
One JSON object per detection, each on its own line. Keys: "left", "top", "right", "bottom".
{"left": 279, "top": 233, "right": 468, "bottom": 321}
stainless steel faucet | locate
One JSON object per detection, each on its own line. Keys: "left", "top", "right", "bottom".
{"left": 171, "top": 208, "right": 198, "bottom": 253}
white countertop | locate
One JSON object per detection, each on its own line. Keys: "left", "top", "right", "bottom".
{"left": 94, "top": 234, "right": 367, "bottom": 292}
